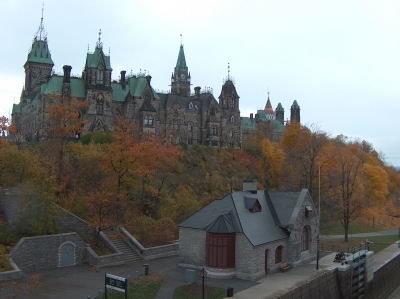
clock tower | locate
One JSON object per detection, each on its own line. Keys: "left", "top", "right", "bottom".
{"left": 171, "top": 44, "right": 191, "bottom": 95}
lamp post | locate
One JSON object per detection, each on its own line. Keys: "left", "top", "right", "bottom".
{"left": 199, "top": 267, "right": 207, "bottom": 299}
{"left": 316, "top": 235, "right": 320, "bottom": 270}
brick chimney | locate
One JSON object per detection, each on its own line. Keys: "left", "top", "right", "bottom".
{"left": 120, "top": 70, "right": 126, "bottom": 89}
{"left": 243, "top": 179, "right": 258, "bottom": 194}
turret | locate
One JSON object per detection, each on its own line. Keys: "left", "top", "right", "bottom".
{"left": 290, "top": 100, "right": 300, "bottom": 123}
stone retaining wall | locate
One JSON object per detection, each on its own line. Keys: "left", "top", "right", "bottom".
{"left": 120, "top": 227, "right": 179, "bottom": 260}
{"left": 0, "top": 258, "right": 23, "bottom": 282}
{"left": 53, "top": 203, "right": 95, "bottom": 235}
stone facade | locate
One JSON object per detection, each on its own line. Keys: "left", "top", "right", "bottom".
{"left": 12, "top": 18, "right": 242, "bottom": 149}
{"left": 9, "top": 233, "right": 87, "bottom": 271}
{"left": 179, "top": 183, "right": 319, "bottom": 280}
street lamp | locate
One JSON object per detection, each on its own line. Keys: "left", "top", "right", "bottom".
{"left": 199, "top": 267, "right": 207, "bottom": 299}
{"left": 316, "top": 235, "right": 320, "bottom": 270}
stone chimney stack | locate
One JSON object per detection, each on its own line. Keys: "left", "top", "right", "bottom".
{"left": 243, "top": 179, "right": 258, "bottom": 194}
{"left": 145, "top": 75, "right": 152, "bottom": 84}
{"left": 63, "top": 65, "right": 72, "bottom": 83}
{"left": 121, "top": 70, "right": 126, "bottom": 89}
{"left": 194, "top": 86, "right": 201, "bottom": 99}
{"left": 250, "top": 113, "right": 253, "bottom": 121}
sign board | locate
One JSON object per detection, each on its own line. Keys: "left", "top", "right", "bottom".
{"left": 105, "top": 273, "right": 127, "bottom": 299}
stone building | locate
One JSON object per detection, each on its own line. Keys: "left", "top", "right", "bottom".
{"left": 178, "top": 180, "right": 319, "bottom": 280}
{"left": 241, "top": 92, "right": 301, "bottom": 142}
{"left": 11, "top": 15, "right": 242, "bottom": 148}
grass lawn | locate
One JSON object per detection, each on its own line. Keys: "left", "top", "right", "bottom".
{"left": 320, "top": 235, "right": 399, "bottom": 254}
{"left": 101, "top": 274, "right": 166, "bottom": 299}
{"left": 173, "top": 284, "right": 227, "bottom": 299}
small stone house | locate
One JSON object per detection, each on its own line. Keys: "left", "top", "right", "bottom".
{"left": 178, "top": 180, "right": 319, "bottom": 280}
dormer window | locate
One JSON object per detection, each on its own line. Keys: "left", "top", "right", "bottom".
{"left": 230, "top": 97, "right": 235, "bottom": 108}
{"left": 244, "top": 198, "right": 262, "bottom": 213}
{"left": 144, "top": 115, "right": 153, "bottom": 127}
{"left": 230, "top": 115, "right": 235, "bottom": 123}
{"left": 189, "top": 102, "right": 193, "bottom": 110}
{"left": 305, "top": 206, "right": 312, "bottom": 217}
{"left": 144, "top": 93, "right": 151, "bottom": 102}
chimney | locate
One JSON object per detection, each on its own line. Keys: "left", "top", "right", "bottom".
{"left": 243, "top": 179, "right": 258, "bottom": 194}
{"left": 63, "top": 65, "right": 72, "bottom": 83}
{"left": 194, "top": 86, "right": 201, "bottom": 99}
{"left": 255, "top": 114, "right": 259, "bottom": 121}
{"left": 250, "top": 113, "right": 253, "bottom": 121}
{"left": 120, "top": 70, "right": 126, "bottom": 89}
{"left": 145, "top": 75, "right": 152, "bottom": 84}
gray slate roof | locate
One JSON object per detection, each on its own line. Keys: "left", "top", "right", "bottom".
{"left": 179, "top": 190, "right": 302, "bottom": 246}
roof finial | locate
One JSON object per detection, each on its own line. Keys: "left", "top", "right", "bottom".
{"left": 268, "top": 86, "right": 270, "bottom": 99}
{"left": 228, "top": 62, "right": 230, "bottom": 80}
{"left": 36, "top": 3, "right": 46, "bottom": 41}
{"left": 96, "top": 29, "right": 103, "bottom": 49}
{"left": 109, "top": 47, "right": 110, "bottom": 55}
{"left": 87, "top": 44, "right": 89, "bottom": 52}
{"left": 180, "top": 33, "right": 182, "bottom": 45}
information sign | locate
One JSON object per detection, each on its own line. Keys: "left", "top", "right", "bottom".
{"left": 105, "top": 273, "right": 128, "bottom": 299}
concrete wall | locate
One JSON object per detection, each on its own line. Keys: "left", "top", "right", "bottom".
{"left": 9, "top": 233, "right": 87, "bottom": 271}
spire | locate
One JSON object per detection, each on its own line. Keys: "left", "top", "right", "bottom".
{"left": 35, "top": 4, "right": 47, "bottom": 41}
{"left": 96, "top": 29, "right": 103, "bottom": 50}
{"left": 175, "top": 44, "right": 187, "bottom": 72}
{"left": 228, "top": 62, "right": 230, "bottom": 80}
{"left": 264, "top": 88, "right": 275, "bottom": 119}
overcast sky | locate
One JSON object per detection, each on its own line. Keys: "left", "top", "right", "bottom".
{"left": 1, "top": 0, "right": 399, "bottom": 166}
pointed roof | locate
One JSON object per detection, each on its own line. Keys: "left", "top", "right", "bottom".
{"left": 86, "top": 47, "right": 112, "bottom": 70}
{"left": 276, "top": 102, "right": 284, "bottom": 111}
{"left": 25, "top": 8, "right": 53, "bottom": 66}
{"left": 264, "top": 97, "right": 274, "bottom": 115}
{"left": 291, "top": 100, "right": 300, "bottom": 109}
{"left": 175, "top": 45, "right": 188, "bottom": 72}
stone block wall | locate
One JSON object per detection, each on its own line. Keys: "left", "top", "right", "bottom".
{"left": 9, "top": 233, "right": 87, "bottom": 271}
{"left": 53, "top": 203, "right": 95, "bottom": 235}
{"left": 178, "top": 228, "right": 205, "bottom": 266}
{"left": 0, "top": 258, "right": 23, "bottom": 282}
{"left": 272, "top": 270, "right": 341, "bottom": 299}
{"left": 368, "top": 252, "right": 400, "bottom": 299}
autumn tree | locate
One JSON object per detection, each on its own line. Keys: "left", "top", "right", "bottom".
{"left": 44, "top": 93, "right": 88, "bottom": 183}
{"left": 281, "top": 122, "right": 331, "bottom": 198}
{"left": 260, "top": 138, "right": 285, "bottom": 187}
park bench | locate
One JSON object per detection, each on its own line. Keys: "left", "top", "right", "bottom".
{"left": 280, "top": 262, "right": 292, "bottom": 272}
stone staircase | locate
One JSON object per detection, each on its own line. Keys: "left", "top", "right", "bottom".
{"left": 110, "top": 238, "right": 142, "bottom": 263}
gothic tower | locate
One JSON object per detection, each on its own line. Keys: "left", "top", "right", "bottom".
{"left": 218, "top": 63, "right": 240, "bottom": 114}
{"left": 171, "top": 44, "right": 191, "bottom": 95}
{"left": 23, "top": 7, "right": 54, "bottom": 99}
{"left": 290, "top": 100, "right": 300, "bottom": 122}
{"left": 276, "top": 103, "right": 284, "bottom": 125}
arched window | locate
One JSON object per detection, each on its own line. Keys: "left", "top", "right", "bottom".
{"left": 301, "top": 226, "right": 309, "bottom": 251}
{"left": 231, "top": 115, "right": 235, "bottom": 123}
{"left": 188, "top": 123, "right": 193, "bottom": 132}
{"left": 174, "top": 109, "right": 178, "bottom": 116}
{"left": 189, "top": 102, "right": 193, "bottom": 110}
{"left": 229, "top": 130, "right": 233, "bottom": 138}
{"left": 176, "top": 135, "right": 180, "bottom": 144}
{"left": 275, "top": 246, "right": 283, "bottom": 264}
{"left": 97, "top": 66, "right": 104, "bottom": 81}
{"left": 188, "top": 138, "right": 193, "bottom": 145}
{"left": 96, "top": 95, "right": 104, "bottom": 115}
{"left": 231, "top": 97, "right": 235, "bottom": 108}
{"left": 211, "top": 126, "right": 218, "bottom": 136}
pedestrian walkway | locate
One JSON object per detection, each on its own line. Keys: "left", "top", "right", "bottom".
{"left": 1, "top": 237, "right": 399, "bottom": 299}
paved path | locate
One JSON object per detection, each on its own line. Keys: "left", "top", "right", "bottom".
{"left": 321, "top": 228, "right": 399, "bottom": 239}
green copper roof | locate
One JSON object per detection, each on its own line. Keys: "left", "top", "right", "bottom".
{"left": 112, "top": 77, "right": 161, "bottom": 101}
{"left": 276, "top": 103, "right": 284, "bottom": 111}
{"left": 241, "top": 116, "right": 285, "bottom": 133}
{"left": 175, "top": 45, "right": 188, "bottom": 72}
{"left": 41, "top": 76, "right": 86, "bottom": 98}
{"left": 291, "top": 100, "right": 300, "bottom": 108}
{"left": 86, "top": 47, "right": 112, "bottom": 70}
{"left": 26, "top": 38, "right": 54, "bottom": 65}
{"left": 12, "top": 103, "right": 21, "bottom": 114}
